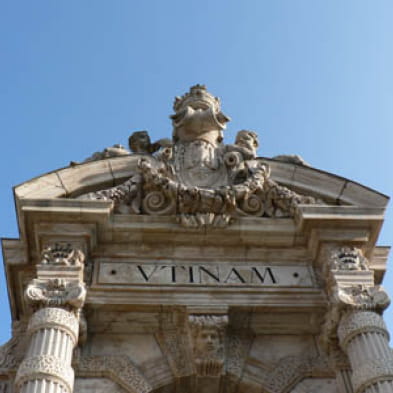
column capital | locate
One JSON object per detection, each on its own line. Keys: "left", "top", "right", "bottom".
{"left": 25, "top": 279, "right": 86, "bottom": 311}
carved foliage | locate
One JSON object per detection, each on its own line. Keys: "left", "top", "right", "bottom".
{"left": 40, "top": 243, "right": 85, "bottom": 267}
{"left": 320, "top": 245, "right": 390, "bottom": 354}
{"left": 15, "top": 354, "right": 74, "bottom": 392}
{"left": 0, "top": 321, "right": 28, "bottom": 372}
{"left": 80, "top": 86, "right": 316, "bottom": 228}
{"left": 156, "top": 311, "right": 193, "bottom": 377}
{"left": 337, "top": 311, "right": 388, "bottom": 349}
{"left": 25, "top": 279, "right": 86, "bottom": 311}
{"left": 0, "top": 337, "right": 24, "bottom": 372}
{"left": 333, "top": 285, "right": 390, "bottom": 312}
{"left": 28, "top": 307, "right": 80, "bottom": 343}
{"left": 226, "top": 333, "right": 254, "bottom": 379}
{"left": 74, "top": 355, "right": 151, "bottom": 393}
{"left": 252, "top": 354, "right": 332, "bottom": 393}
{"left": 330, "top": 246, "right": 368, "bottom": 271}
{"left": 351, "top": 358, "right": 393, "bottom": 393}
{"left": 188, "top": 314, "right": 228, "bottom": 376}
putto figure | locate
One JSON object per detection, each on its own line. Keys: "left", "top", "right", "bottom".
{"left": 80, "top": 85, "right": 316, "bottom": 228}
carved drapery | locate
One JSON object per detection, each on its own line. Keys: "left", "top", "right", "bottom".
{"left": 14, "top": 245, "right": 86, "bottom": 393}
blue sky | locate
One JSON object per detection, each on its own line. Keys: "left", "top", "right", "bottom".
{"left": 1, "top": 1, "right": 392, "bottom": 344}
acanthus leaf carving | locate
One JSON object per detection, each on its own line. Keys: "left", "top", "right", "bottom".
{"left": 333, "top": 285, "right": 390, "bottom": 311}
{"left": 79, "top": 85, "right": 317, "bottom": 228}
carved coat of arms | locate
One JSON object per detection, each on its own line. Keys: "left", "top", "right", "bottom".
{"left": 80, "top": 85, "right": 315, "bottom": 228}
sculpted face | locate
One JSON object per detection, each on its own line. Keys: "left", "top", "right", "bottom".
{"left": 195, "top": 328, "right": 220, "bottom": 354}
{"left": 171, "top": 85, "right": 230, "bottom": 145}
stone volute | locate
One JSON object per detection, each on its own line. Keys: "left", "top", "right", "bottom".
{"left": 0, "top": 85, "right": 391, "bottom": 393}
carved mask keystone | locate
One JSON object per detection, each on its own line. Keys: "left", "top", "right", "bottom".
{"left": 188, "top": 314, "right": 228, "bottom": 377}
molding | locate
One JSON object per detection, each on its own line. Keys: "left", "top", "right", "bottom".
{"left": 74, "top": 354, "right": 151, "bottom": 393}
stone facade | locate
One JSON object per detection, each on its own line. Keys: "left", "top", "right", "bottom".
{"left": 1, "top": 85, "right": 392, "bottom": 393}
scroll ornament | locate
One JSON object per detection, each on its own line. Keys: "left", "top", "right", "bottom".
{"left": 25, "top": 278, "right": 86, "bottom": 311}
{"left": 80, "top": 85, "right": 316, "bottom": 228}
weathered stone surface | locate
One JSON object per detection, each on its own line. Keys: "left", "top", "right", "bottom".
{"left": 1, "top": 85, "right": 392, "bottom": 393}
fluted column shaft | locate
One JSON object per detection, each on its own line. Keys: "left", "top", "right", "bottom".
{"left": 338, "top": 311, "right": 393, "bottom": 393}
{"left": 15, "top": 307, "right": 79, "bottom": 393}
{"left": 336, "top": 368, "right": 354, "bottom": 393}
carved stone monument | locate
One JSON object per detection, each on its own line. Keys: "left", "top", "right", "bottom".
{"left": 1, "top": 85, "right": 392, "bottom": 393}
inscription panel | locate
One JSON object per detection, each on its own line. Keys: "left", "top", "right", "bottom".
{"left": 97, "top": 261, "right": 314, "bottom": 287}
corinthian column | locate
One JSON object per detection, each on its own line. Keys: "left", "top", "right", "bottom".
{"left": 338, "top": 310, "right": 393, "bottom": 393}
{"left": 15, "top": 243, "right": 86, "bottom": 393}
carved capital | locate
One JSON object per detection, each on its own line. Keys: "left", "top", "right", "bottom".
{"left": 25, "top": 279, "right": 86, "bottom": 311}
{"left": 188, "top": 314, "right": 228, "bottom": 376}
{"left": 333, "top": 285, "right": 390, "bottom": 311}
{"left": 15, "top": 354, "right": 74, "bottom": 392}
{"left": 338, "top": 311, "right": 388, "bottom": 350}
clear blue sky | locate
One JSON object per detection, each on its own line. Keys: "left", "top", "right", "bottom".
{"left": 1, "top": 1, "right": 392, "bottom": 344}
